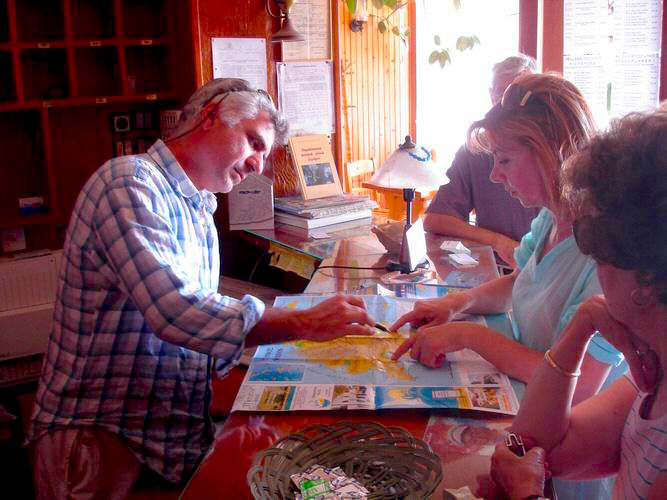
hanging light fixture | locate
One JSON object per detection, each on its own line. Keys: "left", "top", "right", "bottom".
{"left": 266, "top": 0, "right": 304, "bottom": 43}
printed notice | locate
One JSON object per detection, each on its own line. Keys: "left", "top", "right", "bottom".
{"left": 282, "top": 0, "right": 331, "bottom": 61}
{"left": 277, "top": 60, "right": 335, "bottom": 135}
{"left": 211, "top": 37, "right": 268, "bottom": 91}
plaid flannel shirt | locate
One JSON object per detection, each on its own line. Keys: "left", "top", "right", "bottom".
{"left": 28, "top": 140, "right": 264, "bottom": 482}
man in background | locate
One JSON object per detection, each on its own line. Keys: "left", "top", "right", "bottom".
{"left": 425, "top": 55, "right": 540, "bottom": 267}
{"left": 28, "top": 78, "right": 375, "bottom": 498}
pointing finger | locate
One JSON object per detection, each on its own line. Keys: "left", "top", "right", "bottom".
{"left": 390, "top": 310, "right": 419, "bottom": 332}
{"left": 392, "top": 336, "right": 415, "bottom": 360}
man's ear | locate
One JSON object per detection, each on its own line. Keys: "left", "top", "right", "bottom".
{"left": 200, "top": 102, "right": 220, "bottom": 131}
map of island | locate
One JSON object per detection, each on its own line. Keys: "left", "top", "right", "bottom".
{"left": 233, "top": 295, "right": 520, "bottom": 414}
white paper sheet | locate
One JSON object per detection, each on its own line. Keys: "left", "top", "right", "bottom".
{"left": 282, "top": 0, "right": 331, "bottom": 61}
{"left": 277, "top": 60, "right": 335, "bottom": 135}
{"left": 563, "top": 0, "right": 661, "bottom": 122}
{"left": 211, "top": 37, "right": 268, "bottom": 91}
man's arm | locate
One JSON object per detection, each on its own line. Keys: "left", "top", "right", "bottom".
{"left": 247, "top": 295, "right": 374, "bottom": 346}
{"left": 424, "top": 213, "right": 519, "bottom": 266}
{"left": 96, "top": 175, "right": 373, "bottom": 360}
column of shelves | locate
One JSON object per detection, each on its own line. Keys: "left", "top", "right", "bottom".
{"left": 0, "top": 0, "right": 193, "bottom": 253}
{"left": 0, "top": 0, "right": 176, "bottom": 110}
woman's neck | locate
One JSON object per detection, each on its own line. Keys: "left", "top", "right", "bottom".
{"left": 541, "top": 209, "right": 573, "bottom": 257}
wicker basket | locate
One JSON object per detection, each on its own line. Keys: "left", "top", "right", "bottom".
{"left": 247, "top": 421, "right": 442, "bottom": 499}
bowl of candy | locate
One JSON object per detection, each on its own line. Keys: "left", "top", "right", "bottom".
{"left": 247, "top": 421, "right": 442, "bottom": 499}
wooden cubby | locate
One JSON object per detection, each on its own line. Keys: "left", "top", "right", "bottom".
{"left": 71, "top": 0, "right": 114, "bottom": 40}
{"left": 122, "top": 0, "right": 167, "bottom": 39}
{"left": 0, "top": 51, "right": 14, "bottom": 101}
{"left": 75, "top": 47, "right": 121, "bottom": 96}
{"left": 0, "top": 0, "right": 195, "bottom": 253}
{"left": 0, "top": 0, "right": 8, "bottom": 42}
{"left": 15, "top": 0, "right": 65, "bottom": 41}
{"left": 0, "top": 110, "right": 50, "bottom": 225}
{"left": 21, "top": 48, "right": 69, "bottom": 100}
{"left": 126, "top": 45, "right": 169, "bottom": 94}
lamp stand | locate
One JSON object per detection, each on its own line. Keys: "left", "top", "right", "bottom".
{"left": 399, "top": 188, "right": 415, "bottom": 273}
{"left": 384, "top": 188, "right": 429, "bottom": 274}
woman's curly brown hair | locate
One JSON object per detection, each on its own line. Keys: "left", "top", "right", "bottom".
{"left": 562, "top": 108, "right": 667, "bottom": 304}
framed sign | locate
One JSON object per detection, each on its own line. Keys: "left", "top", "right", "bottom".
{"left": 288, "top": 134, "right": 342, "bottom": 199}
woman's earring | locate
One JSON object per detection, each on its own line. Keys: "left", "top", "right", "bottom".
{"left": 631, "top": 287, "right": 652, "bottom": 307}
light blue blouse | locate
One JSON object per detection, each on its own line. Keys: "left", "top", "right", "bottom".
{"left": 513, "top": 209, "right": 624, "bottom": 500}
{"left": 512, "top": 208, "right": 626, "bottom": 380}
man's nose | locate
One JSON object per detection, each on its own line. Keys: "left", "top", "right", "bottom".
{"left": 247, "top": 153, "right": 264, "bottom": 174}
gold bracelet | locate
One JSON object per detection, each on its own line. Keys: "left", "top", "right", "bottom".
{"left": 544, "top": 349, "right": 581, "bottom": 378}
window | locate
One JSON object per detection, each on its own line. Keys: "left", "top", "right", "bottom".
{"left": 416, "top": 0, "right": 520, "bottom": 169}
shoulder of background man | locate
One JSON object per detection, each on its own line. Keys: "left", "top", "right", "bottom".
{"left": 451, "top": 144, "right": 492, "bottom": 177}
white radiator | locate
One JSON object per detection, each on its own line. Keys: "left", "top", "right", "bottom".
{"left": 0, "top": 251, "right": 62, "bottom": 360}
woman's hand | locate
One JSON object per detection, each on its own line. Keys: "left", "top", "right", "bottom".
{"left": 390, "top": 293, "right": 473, "bottom": 332}
{"left": 392, "top": 322, "right": 473, "bottom": 365}
{"left": 564, "top": 295, "right": 661, "bottom": 392}
{"left": 491, "top": 444, "right": 547, "bottom": 500}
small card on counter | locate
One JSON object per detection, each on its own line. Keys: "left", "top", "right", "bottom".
{"left": 440, "top": 240, "right": 470, "bottom": 254}
{"left": 448, "top": 252, "right": 478, "bottom": 268}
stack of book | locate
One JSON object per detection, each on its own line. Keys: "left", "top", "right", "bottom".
{"left": 274, "top": 194, "right": 378, "bottom": 229}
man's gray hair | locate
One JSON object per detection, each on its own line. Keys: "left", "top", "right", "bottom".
{"left": 492, "top": 54, "right": 537, "bottom": 80}
{"left": 169, "top": 78, "right": 289, "bottom": 145}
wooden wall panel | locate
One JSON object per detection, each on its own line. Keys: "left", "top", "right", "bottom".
{"left": 190, "top": 0, "right": 278, "bottom": 94}
{"left": 337, "top": 1, "right": 410, "bottom": 172}
{"left": 190, "top": 0, "right": 409, "bottom": 194}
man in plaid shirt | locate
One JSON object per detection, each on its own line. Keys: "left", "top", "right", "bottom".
{"left": 28, "top": 78, "right": 375, "bottom": 498}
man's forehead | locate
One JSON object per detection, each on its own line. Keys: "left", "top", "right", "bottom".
{"left": 242, "top": 112, "right": 275, "bottom": 143}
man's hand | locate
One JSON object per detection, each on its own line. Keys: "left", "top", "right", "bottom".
{"left": 390, "top": 294, "right": 472, "bottom": 332}
{"left": 493, "top": 234, "right": 519, "bottom": 268}
{"left": 491, "top": 444, "right": 547, "bottom": 500}
{"left": 293, "top": 295, "right": 375, "bottom": 341}
{"left": 249, "top": 295, "right": 374, "bottom": 346}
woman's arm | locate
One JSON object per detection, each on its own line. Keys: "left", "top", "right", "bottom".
{"left": 391, "top": 271, "right": 517, "bottom": 331}
{"left": 393, "top": 321, "right": 612, "bottom": 403}
{"left": 510, "top": 296, "right": 640, "bottom": 477}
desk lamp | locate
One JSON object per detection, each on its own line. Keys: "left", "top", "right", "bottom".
{"left": 370, "top": 136, "right": 447, "bottom": 273}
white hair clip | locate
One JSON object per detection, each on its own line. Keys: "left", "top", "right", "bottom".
{"left": 519, "top": 90, "right": 532, "bottom": 107}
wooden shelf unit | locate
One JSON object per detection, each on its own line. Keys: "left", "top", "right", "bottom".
{"left": 0, "top": 0, "right": 195, "bottom": 251}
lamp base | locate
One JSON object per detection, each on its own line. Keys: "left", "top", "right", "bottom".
{"left": 380, "top": 267, "right": 433, "bottom": 285}
{"left": 385, "top": 258, "right": 430, "bottom": 273}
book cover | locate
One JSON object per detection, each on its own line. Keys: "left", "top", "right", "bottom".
{"left": 274, "top": 193, "right": 370, "bottom": 212}
{"left": 275, "top": 209, "right": 372, "bottom": 229}
{"left": 288, "top": 135, "right": 343, "bottom": 200}
{"left": 275, "top": 196, "right": 377, "bottom": 219}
